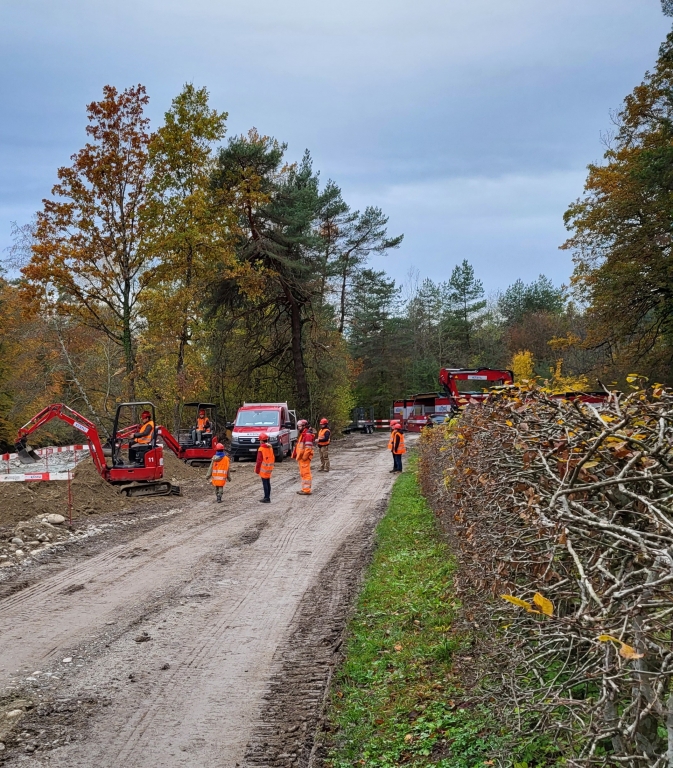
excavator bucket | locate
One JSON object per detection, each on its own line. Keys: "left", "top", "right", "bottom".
{"left": 16, "top": 439, "right": 40, "bottom": 464}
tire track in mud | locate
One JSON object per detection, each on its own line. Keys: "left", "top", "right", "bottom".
{"left": 243, "top": 502, "right": 387, "bottom": 768}
{"left": 0, "top": 434, "right": 397, "bottom": 767}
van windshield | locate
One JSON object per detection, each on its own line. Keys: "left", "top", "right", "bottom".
{"left": 236, "top": 409, "right": 279, "bottom": 427}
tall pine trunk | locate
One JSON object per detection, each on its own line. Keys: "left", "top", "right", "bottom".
{"left": 282, "top": 280, "right": 310, "bottom": 414}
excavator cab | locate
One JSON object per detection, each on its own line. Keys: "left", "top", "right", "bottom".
{"left": 178, "top": 403, "right": 217, "bottom": 450}
{"left": 110, "top": 402, "right": 158, "bottom": 468}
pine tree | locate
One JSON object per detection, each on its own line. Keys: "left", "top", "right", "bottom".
{"left": 447, "top": 260, "right": 486, "bottom": 353}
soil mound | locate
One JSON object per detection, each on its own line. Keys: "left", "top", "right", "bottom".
{"left": 162, "top": 450, "right": 206, "bottom": 482}
{"left": 0, "top": 457, "right": 127, "bottom": 529}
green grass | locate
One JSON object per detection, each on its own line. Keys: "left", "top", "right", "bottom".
{"left": 323, "top": 458, "right": 512, "bottom": 768}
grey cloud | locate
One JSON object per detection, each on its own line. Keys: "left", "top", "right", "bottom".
{"left": 0, "top": 0, "right": 670, "bottom": 290}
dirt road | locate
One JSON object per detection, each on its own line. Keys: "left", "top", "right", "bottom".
{"left": 0, "top": 432, "right": 403, "bottom": 767}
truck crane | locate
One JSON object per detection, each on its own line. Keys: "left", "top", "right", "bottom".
{"left": 15, "top": 402, "right": 180, "bottom": 498}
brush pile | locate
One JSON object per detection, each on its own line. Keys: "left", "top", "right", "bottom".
{"left": 419, "top": 383, "right": 673, "bottom": 766}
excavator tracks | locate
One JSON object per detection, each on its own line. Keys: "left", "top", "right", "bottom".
{"left": 118, "top": 481, "right": 181, "bottom": 498}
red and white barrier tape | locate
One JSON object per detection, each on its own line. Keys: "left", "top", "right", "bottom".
{"left": 1, "top": 445, "right": 89, "bottom": 462}
{"left": 0, "top": 472, "right": 72, "bottom": 483}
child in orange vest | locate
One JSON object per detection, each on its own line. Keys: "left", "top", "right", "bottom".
{"left": 207, "top": 442, "right": 230, "bottom": 503}
{"left": 255, "top": 432, "right": 275, "bottom": 503}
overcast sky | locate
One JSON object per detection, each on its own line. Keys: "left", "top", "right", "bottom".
{"left": 0, "top": 0, "right": 669, "bottom": 292}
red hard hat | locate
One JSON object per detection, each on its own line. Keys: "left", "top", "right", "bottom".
{"left": 141, "top": 410, "right": 151, "bottom": 419}
{"left": 297, "top": 419, "right": 308, "bottom": 429}
{"left": 259, "top": 432, "right": 269, "bottom": 441}
{"left": 199, "top": 409, "right": 206, "bottom": 415}
{"left": 320, "top": 418, "right": 329, "bottom": 425}
{"left": 215, "top": 443, "right": 225, "bottom": 451}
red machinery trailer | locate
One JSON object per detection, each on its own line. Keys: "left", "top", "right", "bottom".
{"left": 392, "top": 393, "right": 454, "bottom": 432}
{"left": 15, "top": 402, "right": 180, "bottom": 497}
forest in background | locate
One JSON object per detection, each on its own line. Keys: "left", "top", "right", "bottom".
{"left": 2, "top": 27, "right": 673, "bottom": 449}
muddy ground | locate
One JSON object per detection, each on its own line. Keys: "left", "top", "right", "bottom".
{"left": 0, "top": 451, "right": 202, "bottom": 529}
{"left": 0, "top": 432, "right": 404, "bottom": 767}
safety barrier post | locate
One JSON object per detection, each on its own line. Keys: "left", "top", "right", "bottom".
{"left": 67, "top": 469, "right": 73, "bottom": 527}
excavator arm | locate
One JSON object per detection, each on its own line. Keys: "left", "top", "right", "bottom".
{"left": 156, "top": 426, "right": 182, "bottom": 457}
{"left": 16, "top": 404, "right": 109, "bottom": 478}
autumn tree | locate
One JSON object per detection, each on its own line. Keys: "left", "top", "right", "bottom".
{"left": 142, "top": 84, "right": 234, "bottom": 426}
{"left": 22, "top": 85, "right": 153, "bottom": 399}
{"left": 564, "top": 32, "right": 673, "bottom": 380}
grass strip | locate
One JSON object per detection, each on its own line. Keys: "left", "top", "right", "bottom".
{"left": 323, "top": 458, "right": 510, "bottom": 768}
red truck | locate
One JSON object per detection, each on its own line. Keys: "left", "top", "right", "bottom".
{"left": 439, "top": 368, "right": 514, "bottom": 409}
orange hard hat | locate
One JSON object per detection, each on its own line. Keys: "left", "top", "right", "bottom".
{"left": 259, "top": 432, "right": 269, "bottom": 441}
{"left": 215, "top": 443, "right": 225, "bottom": 451}
{"left": 320, "top": 418, "right": 329, "bottom": 425}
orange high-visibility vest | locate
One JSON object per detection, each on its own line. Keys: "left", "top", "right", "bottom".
{"left": 135, "top": 420, "right": 155, "bottom": 445}
{"left": 317, "top": 428, "right": 330, "bottom": 446}
{"left": 211, "top": 455, "right": 230, "bottom": 487}
{"left": 387, "top": 430, "right": 406, "bottom": 455}
{"left": 258, "top": 443, "right": 275, "bottom": 479}
{"left": 197, "top": 417, "right": 211, "bottom": 431}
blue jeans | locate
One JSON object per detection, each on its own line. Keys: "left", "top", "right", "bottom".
{"left": 262, "top": 478, "right": 271, "bottom": 500}
{"left": 393, "top": 453, "right": 403, "bottom": 472}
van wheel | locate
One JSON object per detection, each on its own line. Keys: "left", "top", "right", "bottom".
{"left": 233, "top": 456, "right": 239, "bottom": 462}
{"left": 275, "top": 448, "right": 284, "bottom": 463}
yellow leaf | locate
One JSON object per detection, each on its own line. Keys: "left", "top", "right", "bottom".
{"left": 505, "top": 420, "right": 514, "bottom": 427}
{"left": 582, "top": 460, "right": 600, "bottom": 468}
{"left": 597, "top": 635, "right": 644, "bottom": 659}
{"left": 619, "top": 643, "right": 644, "bottom": 660}
{"left": 501, "top": 595, "right": 533, "bottom": 612}
{"left": 404, "top": 733, "right": 413, "bottom": 743}
{"left": 533, "top": 593, "right": 554, "bottom": 616}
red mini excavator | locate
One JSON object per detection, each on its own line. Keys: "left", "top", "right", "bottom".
{"left": 15, "top": 402, "right": 180, "bottom": 498}
{"left": 156, "top": 402, "right": 220, "bottom": 467}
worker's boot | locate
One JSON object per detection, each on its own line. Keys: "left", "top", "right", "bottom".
{"left": 260, "top": 498, "right": 270, "bottom": 503}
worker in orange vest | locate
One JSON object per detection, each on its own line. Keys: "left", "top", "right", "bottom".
{"left": 130, "top": 410, "right": 155, "bottom": 465}
{"left": 317, "top": 418, "right": 331, "bottom": 472}
{"left": 292, "top": 419, "right": 315, "bottom": 495}
{"left": 206, "top": 442, "right": 231, "bottom": 503}
{"left": 255, "top": 432, "right": 275, "bottom": 503}
{"left": 388, "top": 421, "right": 406, "bottom": 473}
{"left": 193, "top": 409, "right": 212, "bottom": 445}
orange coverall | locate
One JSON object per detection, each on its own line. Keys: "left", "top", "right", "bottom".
{"left": 293, "top": 430, "right": 315, "bottom": 494}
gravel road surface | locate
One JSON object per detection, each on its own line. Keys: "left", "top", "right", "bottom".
{"left": 0, "top": 432, "right": 402, "bottom": 767}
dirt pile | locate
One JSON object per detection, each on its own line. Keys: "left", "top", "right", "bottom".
{"left": 162, "top": 450, "right": 206, "bottom": 482}
{"left": 0, "top": 458, "right": 128, "bottom": 529}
